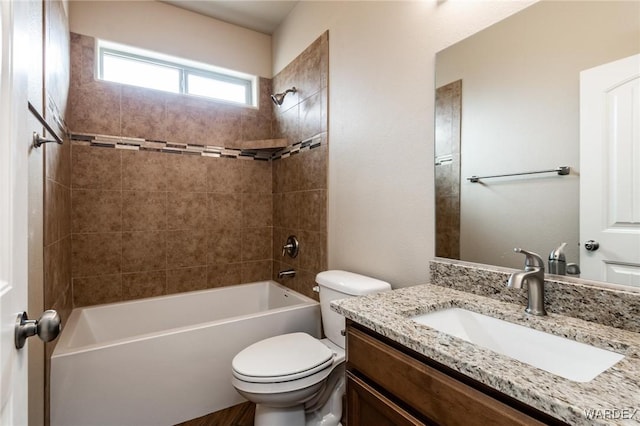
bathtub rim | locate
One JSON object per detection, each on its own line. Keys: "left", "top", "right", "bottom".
{"left": 53, "top": 281, "right": 319, "bottom": 357}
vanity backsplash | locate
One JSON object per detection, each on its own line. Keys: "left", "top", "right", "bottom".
{"left": 430, "top": 258, "right": 640, "bottom": 333}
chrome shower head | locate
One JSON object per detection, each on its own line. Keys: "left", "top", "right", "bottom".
{"left": 271, "top": 87, "right": 297, "bottom": 106}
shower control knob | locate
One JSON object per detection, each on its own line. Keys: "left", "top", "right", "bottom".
{"left": 282, "top": 235, "right": 299, "bottom": 258}
{"left": 15, "top": 310, "right": 61, "bottom": 349}
{"left": 585, "top": 240, "right": 600, "bottom": 252}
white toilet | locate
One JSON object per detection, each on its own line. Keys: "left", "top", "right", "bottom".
{"left": 231, "top": 270, "right": 391, "bottom": 426}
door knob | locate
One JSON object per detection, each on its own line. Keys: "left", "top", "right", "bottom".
{"left": 15, "top": 310, "right": 61, "bottom": 349}
{"left": 585, "top": 240, "right": 600, "bottom": 252}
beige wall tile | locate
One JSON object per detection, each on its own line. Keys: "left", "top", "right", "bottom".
{"left": 206, "top": 157, "right": 242, "bottom": 193}
{"left": 167, "top": 192, "right": 208, "bottom": 230}
{"left": 73, "top": 274, "right": 122, "bottom": 307}
{"left": 207, "top": 228, "right": 242, "bottom": 264}
{"left": 69, "top": 33, "right": 272, "bottom": 148}
{"left": 273, "top": 153, "right": 302, "bottom": 193}
{"left": 299, "top": 92, "right": 322, "bottom": 142}
{"left": 205, "top": 109, "right": 243, "bottom": 147}
{"left": 297, "top": 230, "right": 326, "bottom": 274}
{"left": 207, "top": 263, "right": 242, "bottom": 288}
{"left": 241, "top": 260, "right": 272, "bottom": 283}
{"left": 122, "top": 231, "right": 167, "bottom": 272}
{"left": 79, "top": 35, "right": 96, "bottom": 84}
{"left": 320, "top": 88, "right": 328, "bottom": 132}
{"left": 45, "top": 134, "right": 71, "bottom": 186}
{"left": 242, "top": 160, "right": 272, "bottom": 194}
{"left": 121, "top": 150, "right": 167, "bottom": 191}
{"left": 166, "top": 154, "right": 207, "bottom": 193}
{"left": 167, "top": 266, "right": 208, "bottom": 294}
{"left": 166, "top": 229, "right": 207, "bottom": 268}
{"left": 300, "top": 145, "right": 327, "bottom": 191}
{"left": 122, "top": 191, "right": 167, "bottom": 231}
{"left": 72, "top": 232, "right": 122, "bottom": 277}
{"left": 241, "top": 109, "right": 272, "bottom": 142}
{"left": 287, "top": 192, "right": 302, "bottom": 229}
{"left": 71, "top": 189, "right": 122, "bottom": 233}
{"left": 296, "top": 37, "right": 323, "bottom": 100}
{"left": 299, "top": 190, "right": 326, "bottom": 232}
{"left": 72, "top": 144, "right": 121, "bottom": 190}
{"left": 44, "top": 236, "right": 72, "bottom": 308}
{"left": 122, "top": 231, "right": 166, "bottom": 272}
{"left": 242, "top": 227, "right": 272, "bottom": 261}
{"left": 269, "top": 31, "right": 328, "bottom": 295}
{"left": 69, "top": 32, "right": 82, "bottom": 84}
{"left": 162, "top": 96, "right": 204, "bottom": 145}
{"left": 67, "top": 81, "right": 121, "bottom": 135}
{"left": 44, "top": 179, "right": 71, "bottom": 246}
{"left": 59, "top": 32, "right": 328, "bottom": 308}
{"left": 121, "top": 85, "right": 168, "bottom": 140}
{"left": 272, "top": 194, "right": 286, "bottom": 228}
{"left": 257, "top": 77, "right": 274, "bottom": 116}
{"left": 208, "top": 193, "right": 242, "bottom": 228}
{"left": 122, "top": 270, "right": 166, "bottom": 300}
{"left": 242, "top": 193, "right": 272, "bottom": 228}
{"left": 272, "top": 104, "right": 299, "bottom": 143}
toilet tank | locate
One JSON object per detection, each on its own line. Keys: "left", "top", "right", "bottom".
{"left": 315, "top": 270, "right": 391, "bottom": 348}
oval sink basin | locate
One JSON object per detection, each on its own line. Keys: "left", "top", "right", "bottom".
{"left": 412, "top": 308, "right": 624, "bottom": 382}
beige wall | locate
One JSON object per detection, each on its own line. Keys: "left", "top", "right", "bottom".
{"left": 436, "top": 1, "right": 640, "bottom": 269}
{"left": 69, "top": 0, "right": 272, "bottom": 78}
{"left": 273, "top": 1, "right": 534, "bottom": 287}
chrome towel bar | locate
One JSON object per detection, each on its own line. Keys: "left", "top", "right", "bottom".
{"left": 467, "top": 166, "right": 570, "bottom": 183}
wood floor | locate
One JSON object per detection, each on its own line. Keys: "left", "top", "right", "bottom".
{"left": 175, "top": 402, "right": 255, "bottom": 426}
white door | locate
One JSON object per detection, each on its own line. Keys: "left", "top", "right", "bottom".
{"left": 580, "top": 54, "right": 640, "bottom": 286}
{"left": 1, "top": 0, "right": 32, "bottom": 424}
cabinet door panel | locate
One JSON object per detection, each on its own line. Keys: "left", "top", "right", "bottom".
{"left": 347, "top": 326, "right": 545, "bottom": 426}
{"left": 347, "top": 372, "right": 425, "bottom": 426}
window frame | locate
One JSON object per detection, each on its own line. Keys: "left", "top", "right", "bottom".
{"left": 97, "top": 42, "right": 255, "bottom": 107}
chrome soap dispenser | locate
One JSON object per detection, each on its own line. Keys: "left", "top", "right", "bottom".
{"left": 548, "top": 242, "right": 567, "bottom": 275}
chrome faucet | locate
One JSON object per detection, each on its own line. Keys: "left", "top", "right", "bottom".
{"left": 507, "top": 248, "right": 547, "bottom": 316}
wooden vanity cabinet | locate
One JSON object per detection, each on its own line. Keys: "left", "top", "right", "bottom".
{"left": 345, "top": 321, "right": 564, "bottom": 426}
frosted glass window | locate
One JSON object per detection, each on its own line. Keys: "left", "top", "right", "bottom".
{"left": 187, "top": 74, "right": 248, "bottom": 104}
{"left": 102, "top": 53, "right": 180, "bottom": 93}
{"left": 97, "top": 42, "right": 255, "bottom": 106}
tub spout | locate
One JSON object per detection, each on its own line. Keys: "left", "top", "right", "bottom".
{"left": 278, "top": 269, "right": 296, "bottom": 279}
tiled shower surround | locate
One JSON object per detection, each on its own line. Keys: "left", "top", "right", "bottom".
{"left": 59, "top": 32, "right": 329, "bottom": 307}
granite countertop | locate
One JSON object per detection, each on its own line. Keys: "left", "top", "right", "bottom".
{"left": 331, "top": 284, "right": 640, "bottom": 425}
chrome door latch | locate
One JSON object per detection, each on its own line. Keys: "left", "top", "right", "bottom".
{"left": 15, "top": 310, "right": 61, "bottom": 349}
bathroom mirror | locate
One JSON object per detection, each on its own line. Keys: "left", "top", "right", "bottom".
{"left": 434, "top": 1, "right": 639, "bottom": 287}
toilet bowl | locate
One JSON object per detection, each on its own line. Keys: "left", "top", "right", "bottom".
{"left": 231, "top": 270, "right": 391, "bottom": 426}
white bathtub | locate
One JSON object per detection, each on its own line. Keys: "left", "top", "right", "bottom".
{"left": 50, "top": 281, "right": 321, "bottom": 426}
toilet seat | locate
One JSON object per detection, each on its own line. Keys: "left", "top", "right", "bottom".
{"left": 232, "top": 333, "right": 334, "bottom": 383}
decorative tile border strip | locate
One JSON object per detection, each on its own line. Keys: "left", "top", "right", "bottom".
{"left": 69, "top": 132, "right": 327, "bottom": 161}
{"left": 271, "top": 133, "right": 326, "bottom": 160}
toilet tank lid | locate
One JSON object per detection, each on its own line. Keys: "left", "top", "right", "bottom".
{"left": 315, "top": 270, "right": 391, "bottom": 295}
